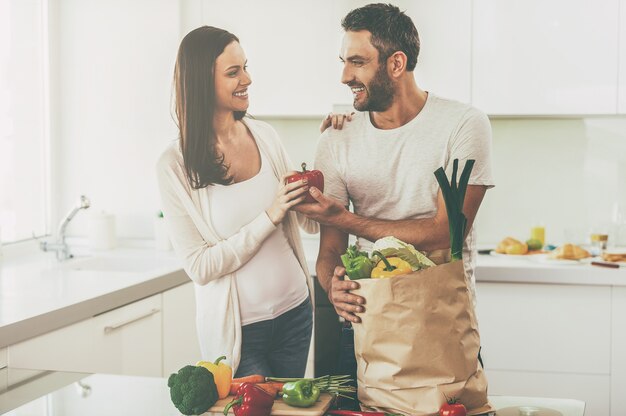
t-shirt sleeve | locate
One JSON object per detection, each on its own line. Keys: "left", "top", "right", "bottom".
{"left": 314, "top": 133, "right": 350, "bottom": 207}
{"left": 447, "top": 107, "right": 495, "bottom": 188}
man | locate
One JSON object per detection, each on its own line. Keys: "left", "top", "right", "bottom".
{"left": 295, "top": 2, "right": 494, "bottom": 393}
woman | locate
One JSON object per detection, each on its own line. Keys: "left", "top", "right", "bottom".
{"left": 156, "top": 26, "right": 318, "bottom": 378}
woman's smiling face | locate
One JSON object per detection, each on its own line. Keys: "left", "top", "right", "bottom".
{"left": 214, "top": 41, "right": 251, "bottom": 114}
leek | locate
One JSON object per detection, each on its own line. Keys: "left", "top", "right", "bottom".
{"left": 434, "top": 159, "right": 475, "bottom": 262}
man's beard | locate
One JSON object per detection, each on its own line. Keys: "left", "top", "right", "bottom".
{"left": 353, "top": 63, "right": 394, "bottom": 112}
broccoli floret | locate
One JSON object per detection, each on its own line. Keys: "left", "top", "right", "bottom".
{"left": 168, "top": 365, "right": 218, "bottom": 415}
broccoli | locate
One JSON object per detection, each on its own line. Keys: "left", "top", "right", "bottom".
{"left": 168, "top": 365, "right": 218, "bottom": 415}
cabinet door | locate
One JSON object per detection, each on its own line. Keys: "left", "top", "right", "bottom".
{"left": 475, "top": 282, "right": 611, "bottom": 374}
{"left": 9, "top": 295, "right": 162, "bottom": 376}
{"left": 0, "top": 347, "right": 6, "bottom": 369}
{"left": 405, "top": 0, "right": 472, "bottom": 103}
{"left": 487, "top": 370, "right": 609, "bottom": 416}
{"left": 162, "top": 282, "right": 201, "bottom": 376}
{"left": 617, "top": 0, "right": 626, "bottom": 114}
{"left": 472, "top": 0, "right": 619, "bottom": 115}
{"left": 199, "top": 0, "right": 351, "bottom": 116}
{"left": 612, "top": 287, "right": 626, "bottom": 416}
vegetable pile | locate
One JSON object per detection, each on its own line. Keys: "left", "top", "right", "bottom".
{"left": 340, "top": 236, "right": 435, "bottom": 280}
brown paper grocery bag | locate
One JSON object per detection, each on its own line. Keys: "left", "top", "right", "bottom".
{"left": 352, "top": 260, "right": 493, "bottom": 416}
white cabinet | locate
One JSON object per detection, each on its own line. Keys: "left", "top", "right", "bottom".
{"left": 0, "top": 347, "right": 6, "bottom": 369}
{"left": 197, "top": 0, "right": 351, "bottom": 116}
{"left": 619, "top": 0, "right": 626, "bottom": 113}
{"left": 9, "top": 295, "right": 162, "bottom": 377}
{"left": 405, "top": 0, "right": 472, "bottom": 103}
{"left": 475, "top": 282, "right": 611, "bottom": 415}
{"left": 162, "top": 282, "right": 201, "bottom": 376}
{"left": 487, "top": 370, "right": 609, "bottom": 416}
{"left": 472, "top": 0, "right": 619, "bottom": 115}
{"left": 611, "top": 287, "right": 626, "bottom": 416}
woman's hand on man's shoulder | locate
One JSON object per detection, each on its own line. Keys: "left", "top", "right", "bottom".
{"left": 319, "top": 111, "right": 355, "bottom": 133}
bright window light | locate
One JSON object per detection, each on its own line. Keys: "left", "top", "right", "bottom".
{"left": 0, "top": 0, "right": 49, "bottom": 244}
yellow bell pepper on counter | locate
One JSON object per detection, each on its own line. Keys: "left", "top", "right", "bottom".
{"left": 371, "top": 250, "right": 412, "bottom": 278}
{"left": 196, "top": 355, "right": 232, "bottom": 399}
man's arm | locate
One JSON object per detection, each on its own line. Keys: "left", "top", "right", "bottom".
{"left": 316, "top": 224, "right": 365, "bottom": 323}
{"left": 298, "top": 185, "right": 487, "bottom": 252}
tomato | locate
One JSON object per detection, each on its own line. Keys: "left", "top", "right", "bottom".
{"left": 439, "top": 401, "right": 467, "bottom": 416}
{"left": 286, "top": 162, "right": 324, "bottom": 203}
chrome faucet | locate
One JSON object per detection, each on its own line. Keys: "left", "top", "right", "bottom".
{"left": 40, "top": 195, "right": 91, "bottom": 261}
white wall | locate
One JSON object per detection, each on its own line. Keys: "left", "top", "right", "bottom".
{"left": 476, "top": 117, "right": 626, "bottom": 247}
{"left": 50, "top": 0, "right": 180, "bottom": 239}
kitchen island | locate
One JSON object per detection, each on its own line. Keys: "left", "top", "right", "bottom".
{"left": 0, "top": 366, "right": 585, "bottom": 416}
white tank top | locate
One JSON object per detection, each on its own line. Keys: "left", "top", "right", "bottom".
{"left": 207, "top": 148, "right": 309, "bottom": 326}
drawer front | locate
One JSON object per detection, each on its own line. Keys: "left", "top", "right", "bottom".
{"left": 0, "top": 347, "right": 6, "bottom": 369}
{"left": 9, "top": 295, "right": 162, "bottom": 376}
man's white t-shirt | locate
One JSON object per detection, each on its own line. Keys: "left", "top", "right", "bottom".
{"left": 315, "top": 94, "right": 495, "bottom": 297}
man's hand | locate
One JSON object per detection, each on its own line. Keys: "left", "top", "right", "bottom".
{"left": 292, "top": 187, "right": 347, "bottom": 226}
{"left": 329, "top": 266, "right": 365, "bottom": 324}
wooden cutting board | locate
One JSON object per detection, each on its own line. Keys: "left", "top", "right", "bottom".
{"left": 205, "top": 393, "right": 334, "bottom": 416}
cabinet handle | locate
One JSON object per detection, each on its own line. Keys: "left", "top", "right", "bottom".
{"left": 103, "top": 308, "right": 160, "bottom": 333}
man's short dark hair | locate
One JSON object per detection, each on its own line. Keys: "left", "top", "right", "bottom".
{"left": 342, "top": 3, "right": 420, "bottom": 71}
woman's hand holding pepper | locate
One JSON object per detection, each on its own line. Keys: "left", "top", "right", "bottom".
{"left": 329, "top": 266, "right": 366, "bottom": 324}
{"left": 266, "top": 171, "right": 309, "bottom": 225}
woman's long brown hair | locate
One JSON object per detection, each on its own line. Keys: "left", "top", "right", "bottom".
{"left": 173, "top": 26, "right": 245, "bottom": 188}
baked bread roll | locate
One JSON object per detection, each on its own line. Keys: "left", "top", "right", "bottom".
{"left": 496, "top": 237, "right": 528, "bottom": 255}
{"left": 601, "top": 251, "right": 626, "bottom": 262}
{"left": 549, "top": 243, "right": 591, "bottom": 260}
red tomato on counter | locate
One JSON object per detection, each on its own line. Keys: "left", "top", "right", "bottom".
{"left": 286, "top": 162, "right": 324, "bottom": 204}
{"left": 440, "top": 399, "right": 467, "bottom": 416}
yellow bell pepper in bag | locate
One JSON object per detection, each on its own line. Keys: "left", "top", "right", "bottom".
{"left": 196, "top": 355, "right": 232, "bottom": 399}
{"left": 371, "top": 251, "right": 412, "bottom": 278}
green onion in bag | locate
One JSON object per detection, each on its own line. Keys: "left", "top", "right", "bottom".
{"left": 434, "top": 159, "right": 475, "bottom": 262}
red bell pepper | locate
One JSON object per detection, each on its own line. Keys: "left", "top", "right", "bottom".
{"left": 223, "top": 382, "right": 274, "bottom": 416}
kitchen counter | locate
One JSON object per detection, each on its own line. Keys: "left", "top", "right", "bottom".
{"left": 0, "top": 366, "right": 585, "bottom": 416}
{"left": 2, "top": 237, "right": 625, "bottom": 350}
{"left": 0, "top": 246, "right": 188, "bottom": 348}
{"left": 302, "top": 235, "right": 626, "bottom": 286}
{"left": 476, "top": 253, "right": 626, "bottom": 286}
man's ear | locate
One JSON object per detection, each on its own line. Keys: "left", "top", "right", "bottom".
{"left": 388, "top": 51, "right": 407, "bottom": 78}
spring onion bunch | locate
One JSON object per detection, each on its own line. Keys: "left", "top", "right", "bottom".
{"left": 434, "top": 159, "right": 475, "bottom": 262}
{"left": 267, "top": 375, "right": 357, "bottom": 399}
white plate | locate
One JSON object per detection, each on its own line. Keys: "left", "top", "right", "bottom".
{"left": 528, "top": 254, "right": 584, "bottom": 266}
{"left": 490, "top": 250, "right": 545, "bottom": 258}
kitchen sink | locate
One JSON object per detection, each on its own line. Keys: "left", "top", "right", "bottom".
{"left": 58, "top": 256, "right": 170, "bottom": 273}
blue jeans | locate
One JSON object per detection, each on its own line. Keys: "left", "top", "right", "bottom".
{"left": 235, "top": 297, "right": 313, "bottom": 378}
{"left": 336, "top": 322, "right": 360, "bottom": 410}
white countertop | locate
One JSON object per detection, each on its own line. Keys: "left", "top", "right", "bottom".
{"left": 2, "top": 237, "right": 625, "bottom": 348}
{"left": 0, "top": 245, "right": 188, "bottom": 348}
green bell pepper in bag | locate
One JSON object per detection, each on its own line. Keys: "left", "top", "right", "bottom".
{"left": 340, "top": 245, "right": 374, "bottom": 280}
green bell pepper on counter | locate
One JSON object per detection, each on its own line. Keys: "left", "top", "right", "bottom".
{"left": 340, "top": 245, "right": 374, "bottom": 280}
{"left": 281, "top": 379, "right": 321, "bottom": 408}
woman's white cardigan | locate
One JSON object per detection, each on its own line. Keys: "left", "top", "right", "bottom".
{"left": 156, "top": 118, "right": 318, "bottom": 373}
